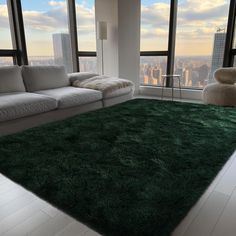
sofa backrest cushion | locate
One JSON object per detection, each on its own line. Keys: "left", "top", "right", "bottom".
{"left": 0, "top": 66, "right": 26, "bottom": 93}
{"left": 22, "top": 66, "right": 69, "bottom": 92}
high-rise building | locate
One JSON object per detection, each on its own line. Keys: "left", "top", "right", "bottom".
{"left": 208, "top": 31, "right": 226, "bottom": 83}
{"left": 152, "top": 68, "right": 161, "bottom": 79}
{"left": 52, "top": 33, "right": 73, "bottom": 73}
{"left": 183, "top": 69, "right": 190, "bottom": 86}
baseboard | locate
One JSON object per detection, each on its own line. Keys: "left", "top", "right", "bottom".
{"left": 139, "top": 86, "right": 203, "bottom": 101}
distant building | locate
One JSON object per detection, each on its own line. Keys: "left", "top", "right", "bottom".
{"left": 152, "top": 68, "right": 159, "bottom": 79}
{"left": 208, "top": 32, "right": 226, "bottom": 83}
{"left": 52, "top": 33, "right": 73, "bottom": 73}
{"left": 183, "top": 69, "right": 190, "bottom": 86}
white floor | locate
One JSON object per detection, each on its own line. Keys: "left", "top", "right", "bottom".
{"left": 0, "top": 174, "right": 101, "bottom": 236}
{"left": 0, "top": 97, "right": 235, "bottom": 236}
{"left": 173, "top": 151, "right": 236, "bottom": 236}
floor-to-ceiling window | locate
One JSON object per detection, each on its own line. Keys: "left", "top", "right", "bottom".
{"left": 0, "top": 0, "right": 97, "bottom": 73}
{"left": 175, "top": 0, "right": 230, "bottom": 89}
{"left": 21, "top": 0, "right": 73, "bottom": 72}
{"left": 140, "top": 0, "right": 231, "bottom": 90}
{"left": 76, "top": 0, "right": 97, "bottom": 73}
{"left": 0, "top": 0, "right": 15, "bottom": 65}
{"left": 140, "top": 0, "right": 170, "bottom": 86}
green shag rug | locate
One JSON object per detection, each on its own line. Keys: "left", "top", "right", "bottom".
{"left": 0, "top": 99, "right": 236, "bottom": 236}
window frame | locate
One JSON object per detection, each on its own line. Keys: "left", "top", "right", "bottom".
{"left": 1, "top": 0, "right": 97, "bottom": 72}
{"left": 141, "top": 0, "right": 235, "bottom": 90}
{"left": 67, "top": 0, "right": 97, "bottom": 72}
{"left": 140, "top": 0, "right": 177, "bottom": 87}
{"left": 2, "top": 0, "right": 236, "bottom": 80}
{"left": 0, "top": 0, "right": 27, "bottom": 65}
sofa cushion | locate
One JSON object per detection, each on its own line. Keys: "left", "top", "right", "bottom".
{"left": 214, "top": 67, "right": 236, "bottom": 84}
{"left": 35, "top": 87, "right": 102, "bottom": 109}
{"left": 22, "top": 66, "right": 69, "bottom": 92}
{"left": 68, "top": 72, "right": 99, "bottom": 83}
{"left": 0, "top": 92, "right": 57, "bottom": 122}
{"left": 103, "top": 86, "right": 134, "bottom": 99}
{"left": 0, "top": 66, "right": 26, "bottom": 93}
{"left": 72, "top": 75, "right": 134, "bottom": 99}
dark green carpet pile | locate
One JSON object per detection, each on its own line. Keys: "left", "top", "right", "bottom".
{"left": 0, "top": 99, "right": 236, "bottom": 236}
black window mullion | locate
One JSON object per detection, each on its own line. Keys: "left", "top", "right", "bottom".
{"left": 67, "top": 0, "right": 80, "bottom": 72}
{"left": 78, "top": 51, "right": 97, "bottom": 57}
{"left": 7, "top": 0, "right": 28, "bottom": 65}
{"left": 223, "top": 0, "right": 236, "bottom": 67}
{"left": 166, "top": 0, "right": 178, "bottom": 87}
{"left": 140, "top": 51, "right": 168, "bottom": 57}
{"left": 0, "top": 49, "right": 19, "bottom": 65}
{"left": 7, "top": 0, "right": 19, "bottom": 65}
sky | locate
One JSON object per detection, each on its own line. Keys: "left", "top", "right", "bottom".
{"left": 141, "top": 0, "right": 230, "bottom": 55}
{"left": 0, "top": 0, "right": 230, "bottom": 57}
{"left": 22, "top": 0, "right": 94, "bottom": 10}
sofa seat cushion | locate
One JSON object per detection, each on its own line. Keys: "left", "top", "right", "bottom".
{"left": 0, "top": 93, "right": 57, "bottom": 122}
{"left": 35, "top": 87, "right": 102, "bottom": 109}
{"left": 22, "top": 66, "right": 69, "bottom": 92}
{"left": 72, "top": 75, "right": 134, "bottom": 99}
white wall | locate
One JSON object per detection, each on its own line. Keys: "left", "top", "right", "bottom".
{"left": 140, "top": 86, "right": 203, "bottom": 101}
{"left": 95, "top": 0, "right": 141, "bottom": 94}
{"left": 118, "top": 0, "right": 141, "bottom": 94}
{"left": 95, "top": 0, "right": 119, "bottom": 77}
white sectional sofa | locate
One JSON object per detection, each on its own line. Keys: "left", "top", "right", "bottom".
{"left": 0, "top": 65, "right": 134, "bottom": 136}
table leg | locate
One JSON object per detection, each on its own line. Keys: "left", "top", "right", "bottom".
{"left": 161, "top": 77, "right": 165, "bottom": 100}
{"left": 172, "top": 77, "right": 174, "bottom": 101}
{"left": 178, "top": 77, "right": 182, "bottom": 100}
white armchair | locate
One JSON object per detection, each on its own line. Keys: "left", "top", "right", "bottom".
{"left": 203, "top": 67, "right": 236, "bottom": 107}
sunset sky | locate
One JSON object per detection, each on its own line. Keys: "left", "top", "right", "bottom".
{"left": 0, "top": 0, "right": 230, "bottom": 56}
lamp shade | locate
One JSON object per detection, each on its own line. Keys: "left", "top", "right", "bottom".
{"left": 97, "top": 21, "right": 107, "bottom": 40}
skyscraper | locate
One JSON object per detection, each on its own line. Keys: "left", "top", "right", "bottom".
{"left": 52, "top": 33, "right": 73, "bottom": 73}
{"left": 208, "top": 31, "right": 226, "bottom": 84}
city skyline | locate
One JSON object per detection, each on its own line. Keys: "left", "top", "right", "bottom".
{"left": 0, "top": 29, "right": 227, "bottom": 90}
{"left": 140, "top": 55, "right": 212, "bottom": 88}
{"left": 140, "top": 30, "right": 226, "bottom": 88}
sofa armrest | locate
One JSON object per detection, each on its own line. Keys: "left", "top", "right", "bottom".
{"left": 68, "top": 72, "right": 99, "bottom": 84}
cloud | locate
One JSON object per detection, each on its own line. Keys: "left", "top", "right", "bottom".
{"left": 21, "top": 1, "right": 95, "bottom": 34}
{"left": 141, "top": 27, "right": 168, "bottom": 40}
{"left": 141, "top": 0, "right": 229, "bottom": 31}
{"left": 48, "top": 1, "right": 65, "bottom": 7}
{"left": 141, "top": 3, "right": 169, "bottom": 29}
{"left": 141, "top": 0, "right": 229, "bottom": 52}
{"left": 22, "top": 10, "right": 59, "bottom": 31}
{"left": 0, "top": 1, "right": 97, "bottom": 53}
{"left": 0, "top": 1, "right": 95, "bottom": 35}
{"left": 178, "top": 0, "right": 229, "bottom": 23}
{"left": 0, "top": 4, "right": 11, "bottom": 28}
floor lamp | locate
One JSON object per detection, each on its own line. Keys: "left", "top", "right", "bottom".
{"left": 97, "top": 21, "right": 107, "bottom": 75}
